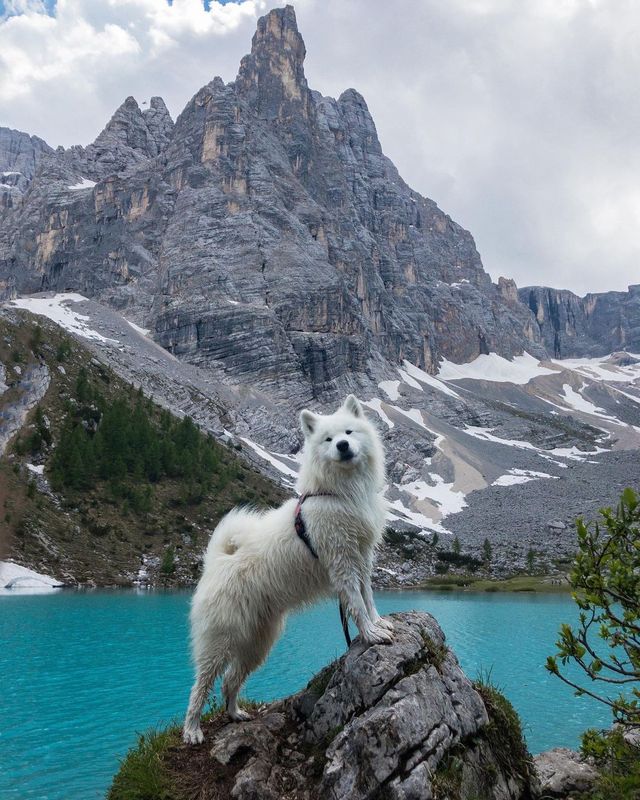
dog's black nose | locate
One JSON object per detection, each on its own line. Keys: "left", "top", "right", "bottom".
{"left": 336, "top": 440, "right": 350, "bottom": 453}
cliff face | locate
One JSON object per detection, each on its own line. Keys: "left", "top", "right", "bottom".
{"left": 0, "top": 5, "right": 548, "bottom": 404}
{"left": 520, "top": 285, "right": 640, "bottom": 358}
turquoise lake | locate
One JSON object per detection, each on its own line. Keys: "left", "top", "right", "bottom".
{"left": 1, "top": 590, "right": 612, "bottom": 800}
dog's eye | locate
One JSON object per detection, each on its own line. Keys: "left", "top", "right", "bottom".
{"left": 345, "top": 430, "right": 352, "bottom": 435}
{"left": 325, "top": 436, "right": 332, "bottom": 442}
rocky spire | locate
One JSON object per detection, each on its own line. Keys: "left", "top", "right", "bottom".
{"left": 142, "top": 96, "right": 174, "bottom": 154}
{"left": 235, "top": 5, "right": 310, "bottom": 119}
{"left": 92, "top": 97, "right": 151, "bottom": 153}
{"left": 77, "top": 95, "right": 171, "bottom": 177}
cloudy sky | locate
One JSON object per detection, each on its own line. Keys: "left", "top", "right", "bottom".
{"left": 1, "top": 0, "right": 637, "bottom": 295}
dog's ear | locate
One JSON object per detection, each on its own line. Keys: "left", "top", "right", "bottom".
{"left": 300, "top": 409, "right": 318, "bottom": 437}
{"left": 342, "top": 394, "right": 363, "bottom": 418}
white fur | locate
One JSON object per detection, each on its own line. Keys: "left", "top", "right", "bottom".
{"left": 182, "top": 394, "right": 392, "bottom": 744}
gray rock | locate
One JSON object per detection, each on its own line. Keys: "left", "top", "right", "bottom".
{"left": 189, "top": 611, "right": 537, "bottom": 800}
{"left": 520, "top": 284, "right": 640, "bottom": 357}
{"left": 533, "top": 747, "right": 599, "bottom": 797}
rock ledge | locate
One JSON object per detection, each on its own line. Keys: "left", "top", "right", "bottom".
{"left": 160, "top": 611, "right": 538, "bottom": 800}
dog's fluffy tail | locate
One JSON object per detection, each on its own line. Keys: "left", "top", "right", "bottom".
{"left": 204, "top": 506, "right": 262, "bottom": 564}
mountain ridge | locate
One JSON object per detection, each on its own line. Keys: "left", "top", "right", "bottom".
{"left": 1, "top": 5, "right": 637, "bottom": 388}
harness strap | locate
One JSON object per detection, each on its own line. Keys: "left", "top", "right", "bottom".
{"left": 294, "top": 493, "right": 323, "bottom": 559}
{"left": 294, "top": 492, "right": 352, "bottom": 647}
{"left": 339, "top": 600, "right": 352, "bottom": 647}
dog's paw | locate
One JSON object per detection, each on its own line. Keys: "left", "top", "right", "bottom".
{"left": 375, "top": 617, "right": 394, "bottom": 632}
{"left": 362, "top": 626, "right": 393, "bottom": 645}
{"left": 229, "top": 708, "right": 253, "bottom": 722}
{"left": 183, "top": 726, "right": 204, "bottom": 745}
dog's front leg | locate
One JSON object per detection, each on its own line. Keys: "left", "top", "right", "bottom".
{"left": 360, "top": 548, "right": 393, "bottom": 632}
{"left": 328, "top": 559, "right": 392, "bottom": 645}
{"left": 360, "top": 575, "right": 394, "bottom": 633}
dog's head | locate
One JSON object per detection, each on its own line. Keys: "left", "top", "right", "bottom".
{"left": 298, "top": 395, "right": 385, "bottom": 491}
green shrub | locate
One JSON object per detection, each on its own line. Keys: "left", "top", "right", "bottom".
{"left": 547, "top": 488, "right": 640, "bottom": 799}
{"left": 546, "top": 488, "right": 639, "bottom": 727}
{"left": 56, "top": 339, "right": 72, "bottom": 362}
{"left": 160, "top": 548, "right": 175, "bottom": 576}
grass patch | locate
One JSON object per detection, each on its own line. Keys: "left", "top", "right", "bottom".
{"left": 473, "top": 677, "right": 534, "bottom": 788}
{"left": 307, "top": 660, "right": 338, "bottom": 697}
{"left": 107, "top": 727, "right": 181, "bottom": 800}
{"left": 417, "top": 574, "right": 570, "bottom": 594}
{"left": 108, "top": 699, "right": 264, "bottom": 800}
{"left": 431, "top": 743, "right": 465, "bottom": 798}
{"left": 404, "top": 631, "right": 448, "bottom": 677}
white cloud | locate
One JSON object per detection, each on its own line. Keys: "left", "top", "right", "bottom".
{"left": 1, "top": 0, "right": 638, "bottom": 295}
{"left": 0, "top": 0, "right": 265, "bottom": 143}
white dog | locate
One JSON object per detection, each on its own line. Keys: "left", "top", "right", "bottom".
{"left": 182, "top": 395, "right": 393, "bottom": 744}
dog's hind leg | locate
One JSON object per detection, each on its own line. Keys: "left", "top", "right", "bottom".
{"left": 222, "top": 659, "right": 253, "bottom": 722}
{"left": 183, "top": 657, "right": 224, "bottom": 744}
{"left": 222, "top": 618, "right": 283, "bottom": 722}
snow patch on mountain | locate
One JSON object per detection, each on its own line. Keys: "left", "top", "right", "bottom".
{"left": 401, "top": 360, "right": 461, "bottom": 399}
{"left": 0, "top": 562, "right": 63, "bottom": 593}
{"left": 239, "top": 437, "right": 298, "bottom": 483}
{"left": 560, "top": 383, "right": 625, "bottom": 426}
{"left": 362, "top": 398, "right": 395, "bottom": 429}
{"left": 437, "top": 351, "right": 558, "bottom": 384}
{"left": 463, "top": 425, "right": 538, "bottom": 451}
{"left": 397, "top": 475, "right": 467, "bottom": 517}
{"left": 397, "top": 368, "right": 422, "bottom": 391}
{"left": 387, "top": 498, "right": 452, "bottom": 536}
{"left": 10, "top": 294, "right": 119, "bottom": 344}
{"left": 67, "top": 178, "right": 96, "bottom": 191}
{"left": 492, "top": 468, "right": 558, "bottom": 487}
{"left": 378, "top": 380, "right": 400, "bottom": 401}
{"left": 553, "top": 354, "right": 640, "bottom": 384}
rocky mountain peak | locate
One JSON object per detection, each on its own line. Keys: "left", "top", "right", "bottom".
{"left": 90, "top": 95, "right": 155, "bottom": 159}
{"left": 142, "top": 96, "right": 174, "bottom": 154}
{"left": 235, "top": 5, "right": 309, "bottom": 119}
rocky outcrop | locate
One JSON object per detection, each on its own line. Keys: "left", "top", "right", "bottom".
{"left": 154, "top": 612, "right": 538, "bottom": 800}
{"left": 0, "top": 128, "right": 53, "bottom": 210}
{"left": 520, "top": 284, "right": 640, "bottom": 357}
{"left": 533, "top": 748, "right": 599, "bottom": 798}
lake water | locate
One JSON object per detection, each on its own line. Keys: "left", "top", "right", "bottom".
{"left": 1, "top": 590, "right": 611, "bottom": 800}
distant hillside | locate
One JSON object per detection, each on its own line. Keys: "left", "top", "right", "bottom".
{"left": 0, "top": 312, "right": 286, "bottom": 587}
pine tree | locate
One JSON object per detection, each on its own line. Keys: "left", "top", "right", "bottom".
{"left": 483, "top": 538, "right": 492, "bottom": 563}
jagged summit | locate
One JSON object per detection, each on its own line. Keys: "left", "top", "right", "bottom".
{"left": 0, "top": 2, "right": 638, "bottom": 404}
{"left": 236, "top": 5, "right": 310, "bottom": 121}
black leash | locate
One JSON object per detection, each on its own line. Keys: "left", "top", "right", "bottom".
{"left": 294, "top": 493, "right": 352, "bottom": 647}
